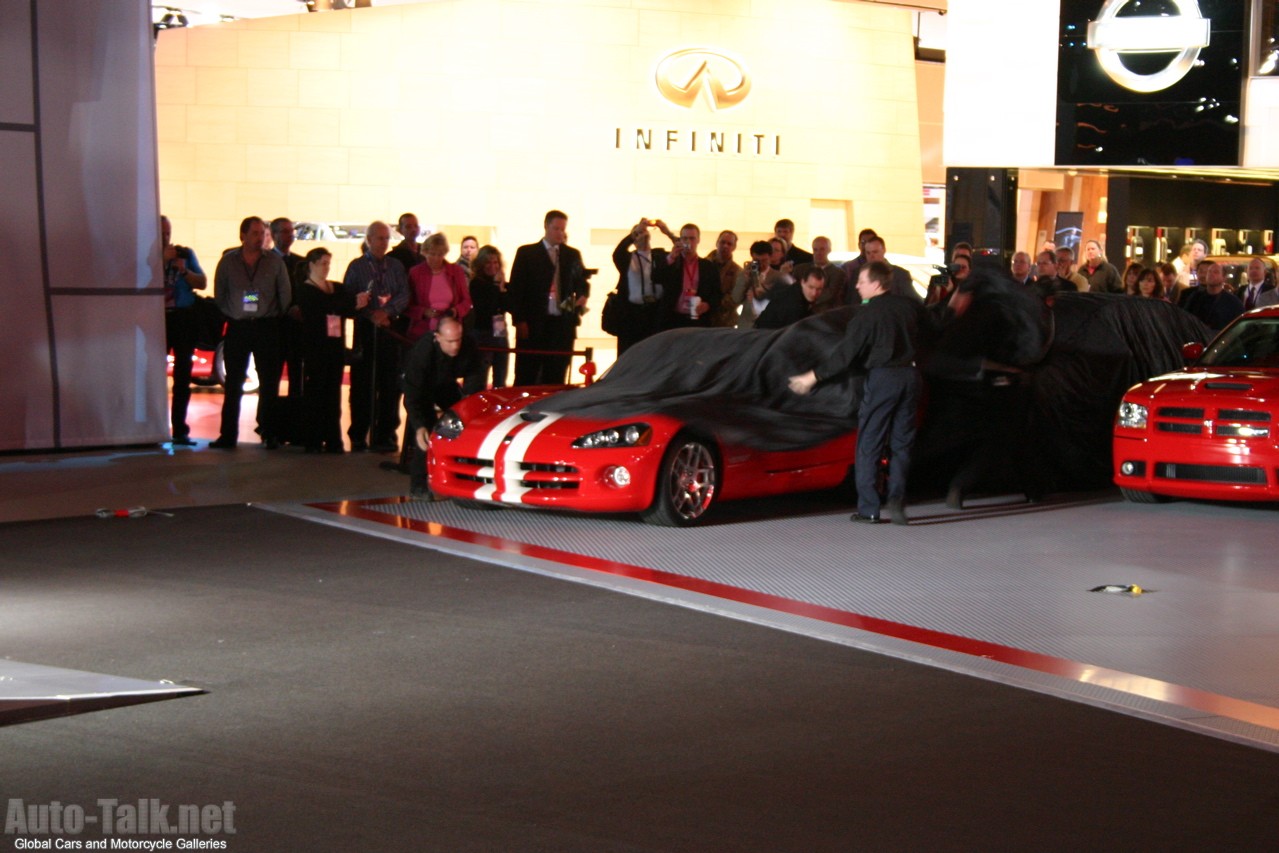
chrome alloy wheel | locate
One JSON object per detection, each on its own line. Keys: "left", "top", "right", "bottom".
{"left": 666, "top": 441, "right": 717, "bottom": 521}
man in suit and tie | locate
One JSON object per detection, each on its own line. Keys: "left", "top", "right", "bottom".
{"left": 1240, "top": 257, "right": 1274, "bottom": 311}
{"left": 509, "top": 210, "right": 590, "bottom": 385}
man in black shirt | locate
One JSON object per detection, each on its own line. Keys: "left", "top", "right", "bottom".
{"left": 403, "top": 317, "right": 478, "bottom": 499}
{"left": 788, "top": 260, "right": 921, "bottom": 525}
{"left": 755, "top": 267, "right": 825, "bottom": 329}
{"left": 388, "top": 213, "right": 424, "bottom": 273}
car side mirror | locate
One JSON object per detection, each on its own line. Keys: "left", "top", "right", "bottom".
{"left": 1182, "top": 341, "right": 1205, "bottom": 363}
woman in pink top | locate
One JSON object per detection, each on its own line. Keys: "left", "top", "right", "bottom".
{"left": 407, "top": 232, "right": 472, "bottom": 341}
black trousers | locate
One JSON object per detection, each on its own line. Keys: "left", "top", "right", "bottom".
{"left": 281, "top": 315, "right": 305, "bottom": 400}
{"left": 470, "top": 329, "right": 509, "bottom": 389}
{"left": 166, "top": 307, "right": 197, "bottom": 439}
{"left": 219, "top": 316, "right": 283, "bottom": 443}
{"left": 302, "top": 340, "right": 345, "bottom": 451}
{"left": 348, "top": 320, "right": 403, "bottom": 447}
{"left": 515, "top": 315, "right": 576, "bottom": 386}
{"left": 855, "top": 366, "right": 919, "bottom": 517}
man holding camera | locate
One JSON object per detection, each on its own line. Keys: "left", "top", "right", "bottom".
{"left": 509, "top": 209, "right": 590, "bottom": 385}
{"left": 732, "top": 241, "right": 787, "bottom": 329}
{"left": 610, "top": 217, "right": 675, "bottom": 355}
{"left": 655, "top": 223, "right": 720, "bottom": 330}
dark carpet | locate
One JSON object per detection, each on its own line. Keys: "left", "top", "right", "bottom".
{"left": 1, "top": 505, "right": 1276, "bottom": 851}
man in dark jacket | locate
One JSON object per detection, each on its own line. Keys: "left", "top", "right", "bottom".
{"left": 509, "top": 210, "right": 589, "bottom": 385}
{"left": 1182, "top": 261, "right": 1245, "bottom": 331}
{"left": 654, "top": 223, "right": 721, "bottom": 330}
{"left": 403, "top": 317, "right": 478, "bottom": 499}
{"left": 755, "top": 268, "right": 826, "bottom": 329}
{"left": 788, "top": 260, "right": 924, "bottom": 525}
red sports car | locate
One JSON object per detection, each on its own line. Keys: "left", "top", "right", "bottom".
{"left": 1114, "top": 306, "right": 1279, "bottom": 502}
{"left": 428, "top": 319, "right": 865, "bottom": 526}
{"left": 427, "top": 384, "right": 857, "bottom": 526}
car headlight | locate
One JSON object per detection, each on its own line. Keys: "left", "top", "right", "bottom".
{"left": 1117, "top": 401, "right": 1148, "bottom": 429}
{"left": 434, "top": 410, "right": 464, "bottom": 440}
{"left": 572, "top": 423, "right": 651, "bottom": 449}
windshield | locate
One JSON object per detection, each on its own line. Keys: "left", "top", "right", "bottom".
{"left": 1200, "top": 317, "right": 1279, "bottom": 368}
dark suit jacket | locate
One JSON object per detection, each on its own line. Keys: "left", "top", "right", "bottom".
{"left": 509, "top": 240, "right": 589, "bottom": 328}
{"left": 785, "top": 245, "right": 814, "bottom": 265}
{"left": 653, "top": 254, "right": 721, "bottom": 329}
{"left": 754, "top": 283, "right": 816, "bottom": 329}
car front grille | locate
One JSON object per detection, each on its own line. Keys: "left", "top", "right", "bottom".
{"left": 1154, "top": 462, "right": 1268, "bottom": 485}
{"left": 1149, "top": 405, "right": 1274, "bottom": 440}
{"left": 445, "top": 455, "right": 581, "bottom": 490}
{"left": 1219, "top": 409, "right": 1270, "bottom": 421}
{"left": 1157, "top": 422, "right": 1202, "bottom": 434}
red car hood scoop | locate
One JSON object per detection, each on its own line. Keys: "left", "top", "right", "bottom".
{"left": 1202, "top": 381, "right": 1254, "bottom": 391}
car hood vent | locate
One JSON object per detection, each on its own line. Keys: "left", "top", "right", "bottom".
{"left": 1203, "top": 381, "right": 1253, "bottom": 391}
{"left": 520, "top": 412, "right": 547, "bottom": 422}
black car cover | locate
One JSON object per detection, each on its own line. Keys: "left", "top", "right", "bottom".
{"left": 532, "top": 288, "right": 1209, "bottom": 491}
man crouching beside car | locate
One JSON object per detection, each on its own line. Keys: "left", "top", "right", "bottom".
{"left": 403, "top": 317, "right": 478, "bottom": 500}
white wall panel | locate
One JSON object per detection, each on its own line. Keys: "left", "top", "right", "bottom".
{"left": 944, "top": 0, "right": 1060, "bottom": 167}
{"left": 0, "top": 0, "right": 166, "bottom": 450}
{"left": 52, "top": 295, "right": 167, "bottom": 448}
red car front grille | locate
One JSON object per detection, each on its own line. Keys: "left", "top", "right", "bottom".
{"left": 1154, "top": 462, "right": 1268, "bottom": 485}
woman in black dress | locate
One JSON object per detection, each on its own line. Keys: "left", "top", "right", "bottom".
{"left": 294, "top": 248, "right": 367, "bottom": 452}
{"left": 466, "top": 245, "right": 511, "bottom": 389}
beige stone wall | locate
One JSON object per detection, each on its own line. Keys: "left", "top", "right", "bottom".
{"left": 155, "top": 0, "right": 925, "bottom": 347}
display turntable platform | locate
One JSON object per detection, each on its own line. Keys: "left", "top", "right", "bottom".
{"left": 267, "top": 489, "right": 1279, "bottom": 752}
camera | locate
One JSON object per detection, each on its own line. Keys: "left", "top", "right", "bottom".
{"left": 747, "top": 260, "right": 760, "bottom": 272}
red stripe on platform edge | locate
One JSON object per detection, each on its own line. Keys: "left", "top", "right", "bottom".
{"left": 309, "top": 498, "right": 1279, "bottom": 734}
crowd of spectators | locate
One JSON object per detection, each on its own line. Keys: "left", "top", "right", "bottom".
{"left": 166, "top": 211, "right": 1276, "bottom": 496}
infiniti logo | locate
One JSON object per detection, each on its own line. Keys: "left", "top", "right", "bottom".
{"left": 1086, "top": 0, "right": 1211, "bottom": 93}
{"left": 654, "top": 48, "right": 751, "bottom": 110}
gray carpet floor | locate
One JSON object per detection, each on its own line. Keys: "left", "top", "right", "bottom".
{"left": 2, "top": 505, "right": 1277, "bottom": 851}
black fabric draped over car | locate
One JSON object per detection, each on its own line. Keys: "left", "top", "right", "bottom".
{"left": 1022, "top": 292, "right": 1209, "bottom": 490}
{"left": 531, "top": 288, "right": 1209, "bottom": 491}
{"left": 530, "top": 308, "right": 868, "bottom": 451}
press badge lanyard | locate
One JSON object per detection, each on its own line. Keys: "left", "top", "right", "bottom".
{"left": 242, "top": 255, "right": 261, "bottom": 314}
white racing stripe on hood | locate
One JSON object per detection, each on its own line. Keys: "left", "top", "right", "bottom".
{"left": 495, "top": 412, "right": 564, "bottom": 504}
{"left": 470, "top": 411, "right": 528, "bottom": 501}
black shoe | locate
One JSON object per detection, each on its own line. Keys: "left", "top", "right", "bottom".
{"left": 850, "top": 512, "right": 881, "bottom": 524}
{"left": 304, "top": 445, "right": 323, "bottom": 454}
{"left": 349, "top": 440, "right": 369, "bottom": 452}
{"left": 263, "top": 437, "right": 280, "bottom": 450}
{"left": 370, "top": 442, "right": 399, "bottom": 454}
{"left": 324, "top": 444, "right": 346, "bottom": 454}
{"left": 945, "top": 486, "right": 963, "bottom": 510}
{"left": 170, "top": 436, "right": 197, "bottom": 447}
{"left": 209, "top": 437, "right": 237, "bottom": 450}
{"left": 887, "top": 500, "right": 908, "bottom": 526}
{"left": 379, "top": 461, "right": 409, "bottom": 474}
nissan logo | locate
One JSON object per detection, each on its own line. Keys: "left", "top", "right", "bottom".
{"left": 1086, "top": 0, "right": 1211, "bottom": 93}
{"left": 655, "top": 48, "right": 751, "bottom": 110}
